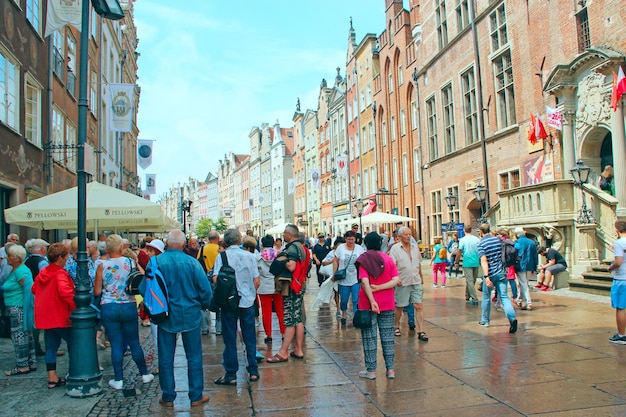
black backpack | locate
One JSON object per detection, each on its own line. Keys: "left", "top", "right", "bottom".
{"left": 502, "top": 240, "right": 518, "bottom": 268}
{"left": 209, "top": 252, "right": 240, "bottom": 313}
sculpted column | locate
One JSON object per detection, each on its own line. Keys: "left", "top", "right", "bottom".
{"left": 560, "top": 88, "right": 577, "bottom": 174}
{"left": 612, "top": 103, "right": 626, "bottom": 216}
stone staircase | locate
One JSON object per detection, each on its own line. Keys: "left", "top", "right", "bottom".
{"left": 569, "top": 264, "right": 612, "bottom": 296}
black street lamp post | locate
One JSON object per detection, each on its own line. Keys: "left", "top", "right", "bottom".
{"left": 570, "top": 159, "right": 596, "bottom": 224}
{"left": 69, "top": 0, "right": 124, "bottom": 397}
{"left": 181, "top": 199, "right": 191, "bottom": 235}
{"left": 354, "top": 199, "right": 364, "bottom": 235}
{"left": 473, "top": 185, "right": 489, "bottom": 225}
{"left": 444, "top": 191, "right": 458, "bottom": 231}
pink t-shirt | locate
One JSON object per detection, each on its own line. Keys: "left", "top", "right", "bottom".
{"left": 357, "top": 253, "right": 398, "bottom": 312}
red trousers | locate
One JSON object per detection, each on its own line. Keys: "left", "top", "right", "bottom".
{"left": 258, "top": 293, "right": 286, "bottom": 336}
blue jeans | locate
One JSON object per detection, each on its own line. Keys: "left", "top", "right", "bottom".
{"left": 338, "top": 283, "right": 360, "bottom": 313}
{"left": 481, "top": 274, "right": 516, "bottom": 324}
{"left": 44, "top": 328, "right": 71, "bottom": 370}
{"left": 101, "top": 302, "right": 148, "bottom": 381}
{"left": 158, "top": 326, "right": 204, "bottom": 403}
{"left": 222, "top": 306, "right": 258, "bottom": 377}
{"left": 404, "top": 305, "right": 415, "bottom": 324}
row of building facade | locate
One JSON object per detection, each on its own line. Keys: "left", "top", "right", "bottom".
{"left": 1, "top": 0, "right": 141, "bottom": 242}
{"left": 163, "top": 0, "right": 625, "bottom": 278}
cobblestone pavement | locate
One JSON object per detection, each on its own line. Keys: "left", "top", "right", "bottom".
{"left": 2, "top": 264, "right": 626, "bottom": 416}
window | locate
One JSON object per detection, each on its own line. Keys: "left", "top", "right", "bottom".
{"left": 576, "top": 7, "right": 590, "bottom": 52}
{"left": 383, "top": 162, "right": 389, "bottom": 189}
{"left": 52, "top": 31, "right": 65, "bottom": 78}
{"left": 353, "top": 97, "right": 358, "bottom": 119}
{"left": 91, "top": 8, "right": 99, "bottom": 39}
{"left": 392, "top": 158, "right": 398, "bottom": 189}
{"left": 388, "top": 73, "right": 394, "bottom": 93}
{"left": 402, "top": 154, "right": 408, "bottom": 186}
{"left": 364, "top": 170, "right": 370, "bottom": 196}
{"left": 0, "top": 49, "right": 19, "bottom": 129}
{"left": 360, "top": 89, "right": 365, "bottom": 110}
{"left": 442, "top": 84, "right": 456, "bottom": 154}
{"left": 436, "top": 0, "right": 449, "bottom": 49}
{"left": 366, "top": 83, "right": 372, "bottom": 106}
{"left": 66, "top": 123, "right": 77, "bottom": 171}
{"left": 456, "top": 0, "right": 469, "bottom": 32}
{"left": 355, "top": 131, "right": 360, "bottom": 156}
{"left": 426, "top": 97, "right": 438, "bottom": 160}
{"left": 356, "top": 174, "right": 361, "bottom": 198}
{"left": 413, "top": 149, "right": 420, "bottom": 182}
{"left": 499, "top": 169, "right": 520, "bottom": 190}
{"left": 67, "top": 34, "right": 77, "bottom": 96}
{"left": 348, "top": 103, "right": 352, "bottom": 121}
{"left": 26, "top": 0, "right": 41, "bottom": 33}
{"left": 400, "top": 109, "right": 407, "bottom": 136}
{"left": 368, "top": 121, "right": 374, "bottom": 150}
{"left": 362, "top": 126, "right": 367, "bottom": 153}
{"left": 493, "top": 50, "right": 516, "bottom": 127}
{"left": 411, "top": 100, "right": 418, "bottom": 130}
{"left": 490, "top": 3, "right": 508, "bottom": 52}
{"left": 25, "top": 77, "right": 42, "bottom": 147}
{"left": 431, "top": 190, "right": 443, "bottom": 237}
{"left": 446, "top": 185, "right": 460, "bottom": 223}
{"left": 382, "top": 121, "right": 387, "bottom": 145}
{"left": 51, "top": 107, "right": 65, "bottom": 158}
{"left": 370, "top": 167, "right": 376, "bottom": 192}
{"left": 397, "top": 65, "right": 403, "bottom": 86}
{"left": 461, "top": 67, "right": 479, "bottom": 144}
{"left": 391, "top": 116, "right": 397, "bottom": 141}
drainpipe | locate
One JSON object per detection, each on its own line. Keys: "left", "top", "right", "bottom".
{"left": 46, "top": 40, "right": 54, "bottom": 186}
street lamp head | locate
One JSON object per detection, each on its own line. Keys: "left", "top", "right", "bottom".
{"left": 92, "top": 0, "right": 125, "bottom": 20}
{"left": 570, "top": 159, "right": 591, "bottom": 185}
{"left": 473, "top": 186, "right": 488, "bottom": 203}
{"left": 445, "top": 191, "right": 458, "bottom": 210}
{"left": 378, "top": 187, "right": 389, "bottom": 193}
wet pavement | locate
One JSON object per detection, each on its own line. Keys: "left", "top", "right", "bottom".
{"left": 2, "top": 264, "right": 626, "bottom": 416}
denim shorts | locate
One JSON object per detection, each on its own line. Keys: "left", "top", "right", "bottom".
{"left": 611, "top": 280, "right": 626, "bottom": 309}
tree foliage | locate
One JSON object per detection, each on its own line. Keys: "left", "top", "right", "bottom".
{"left": 195, "top": 217, "right": 229, "bottom": 238}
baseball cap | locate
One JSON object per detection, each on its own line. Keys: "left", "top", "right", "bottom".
{"left": 146, "top": 239, "right": 165, "bottom": 253}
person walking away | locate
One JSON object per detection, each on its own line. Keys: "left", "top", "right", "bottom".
{"left": 499, "top": 229, "right": 518, "bottom": 301}
{"left": 355, "top": 233, "right": 400, "bottom": 380}
{"left": 536, "top": 246, "right": 568, "bottom": 291}
{"left": 389, "top": 227, "right": 428, "bottom": 341}
{"left": 94, "top": 234, "right": 153, "bottom": 390}
{"left": 31, "top": 243, "right": 75, "bottom": 388}
{"left": 24, "top": 239, "right": 50, "bottom": 356}
{"left": 143, "top": 230, "right": 212, "bottom": 407}
{"left": 431, "top": 238, "right": 447, "bottom": 288}
{"left": 198, "top": 231, "right": 221, "bottom": 335}
{"left": 477, "top": 223, "right": 518, "bottom": 333}
{"left": 514, "top": 228, "right": 538, "bottom": 310}
{"left": 212, "top": 230, "right": 260, "bottom": 385}
{"left": 333, "top": 230, "right": 365, "bottom": 326}
{"left": 3, "top": 244, "right": 36, "bottom": 376}
{"left": 266, "top": 224, "right": 307, "bottom": 363}
{"left": 455, "top": 225, "right": 481, "bottom": 305}
{"left": 257, "top": 235, "right": 285, "bottom": 344}
{"left": 608, "top": 220, "right": 626, "bottom": 344}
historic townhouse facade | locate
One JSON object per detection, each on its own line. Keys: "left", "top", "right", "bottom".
{"left": 303, "top": 108, "right": 320, "bottom": 234}
{"left": 292, "top": 106, "right": 307, "bottom": 232}
{"left": 248, "top": 126, "right": 263, "bottom": 235}
{"left": 269, "top": 122, "right": 294, "bottom": 228}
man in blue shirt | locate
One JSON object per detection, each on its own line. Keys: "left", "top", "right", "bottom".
{"left": 477, "top": 223, "right": 518, "bottom": 333}
{"left": 151, "top": 229, "right": 212, "bottom": 408}
{"left": 514, "top": 228, "right": 538, "bottom": 310}
{"left": 456, "top": 225, "right": 481, "bottom": 305}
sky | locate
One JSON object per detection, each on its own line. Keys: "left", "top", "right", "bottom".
{"left": 132, "top": 0, "right": 389, "bottom": 199}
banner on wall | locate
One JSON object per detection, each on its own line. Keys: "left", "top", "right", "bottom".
{"left": 145, "top": 174, "right": 156, "bottom": 194}
{"left": 336, "top": 156, "right": 348, "bottom": 177}
{"left": 310, "top": 169, "right": 321, "bottom": 190}
{"left": 138, "top": 140, "right": 154, "bottom": 170}
{"left": 108, "top": 83, "right": 135, "bottom": 132}
{"left": 287, "top": 179, "right": 296, "bottom": 195}
{"left": 45, "top": 0, "right": 82, "bottom": 37}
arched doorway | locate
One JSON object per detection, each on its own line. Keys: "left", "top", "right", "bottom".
{"left": 600, "top": 132, "right": 613, "bottom": 170}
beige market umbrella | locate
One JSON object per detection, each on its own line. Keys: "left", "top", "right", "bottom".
{"left": 359, "top": 212, "right": 417, "bottom": 225}
{"left": 264, "top": 222, "right": 304, "bottom": 235}
{"left": 4, "top": 181, "right": 178, "bottom": 231}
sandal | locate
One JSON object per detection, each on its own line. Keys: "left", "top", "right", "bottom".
{"left": 249, "top": 374, "right": 260, "bottom": 382}
{"left": 394, "top": 328, "right": 401, "bottom": 337}
{"left": 418, "top": 332, "right": 429, "bottom": 342}
{"left": 289, "top": 352, "right": 304, "bottom": 359}
{"left": 47, "top": 378, "right": 67, "bottom": 389}
{"left": 266, "top": 353, "right": 288, "bottom": 363}
{"left": 214, "top": 375, "right": 237, "bottom": 386}
{"left": 5, "top": 367, "right": 30, "bottom": 376}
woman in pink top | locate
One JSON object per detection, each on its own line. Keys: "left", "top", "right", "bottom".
{"left": 355, "top": 233, "right": 400, "bottom": 380}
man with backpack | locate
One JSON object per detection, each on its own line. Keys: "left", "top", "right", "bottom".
{"left": 148, "top": 229, "right": 213, "bottom": 408}
{"left": 212, "top": 229, "right": 260, "bottom": 385}
{"left": 267, "top": 224, "right": 307, "bottom": 363}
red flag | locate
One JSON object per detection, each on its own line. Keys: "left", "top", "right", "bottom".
{"left": 612, "top": 66, "right": 626, "bottom": 111}
{"left": 535, "top": 112, "right": 547, "bottom": 140}
{"left": 528, "top": 113, "right": 537, "bottom": 145}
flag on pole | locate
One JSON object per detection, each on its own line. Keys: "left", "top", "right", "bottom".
{"left": 138, "top": 140, "right": 154, "bottom": 170}
{"left": 528, "top": 113, "right": 538, "bottom": 145}
{"left": 528, "top": 112, "right": 547, "bottom": 145}
{"left": 145, "top": 174, "right": 156, "bottom": 194}
{"left": 612, "top": 66, "right": 626, "bottom": 111}
{"left": 108, "top": 83, "right": 135, "bottom": 132}
{"left": 336, "top": 156, "right": 348, "bottom": 177}
{"left": 545, "top": 106, "right": 562, "bottom": 130}
{"left": 45, "top": 0, "right": 82, "bottom": 37}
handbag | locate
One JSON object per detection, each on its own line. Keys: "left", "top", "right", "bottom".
{"left": 125, "top": 259, "right": 144, "bottom": 296}
{"left": 334, "top": 250, "right": 355, "bottom": 281}
{"left": 353, "top": 309, "right": 372, "bottom": 329}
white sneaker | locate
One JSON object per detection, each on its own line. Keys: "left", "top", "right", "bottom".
{"left": 108, "top": 379, "right": 123, "bottom": 390}
{"left": 142, "top": 374, "right": 155, "bottom": 383}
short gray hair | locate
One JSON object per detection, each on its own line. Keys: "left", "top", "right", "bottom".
{"left": 26, "top": 238, "right": 49, "bottom": 253}
{"left": 397, "top": 226, "right": 412, "bottom": 236}
{"left": 208, "top": 231, "right": 220, "bottom": 241}
{"left": 166, "top": 229, "right": 186, "bottom": 248}
{"left": 7, "top": 244, "right": 27, "bottom": 262}
{"left": 224, "top": 229, "right": 241, "bottom": 247}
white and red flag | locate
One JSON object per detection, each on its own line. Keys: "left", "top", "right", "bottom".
{"left": 545, "top": 106, "right": 562, "bottom": 130}
{"left": 612, "top": 66, "right": 626, "bottom": 111}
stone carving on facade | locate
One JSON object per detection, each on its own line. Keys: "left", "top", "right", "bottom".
{"left": 576, "top": 71, "right": 611, "bottom": 134}
{"left": 541, "top": 223, "right": 564, "bottom": 252}
{"left": 0, "top": 143, "right": 36, "bottom": 178}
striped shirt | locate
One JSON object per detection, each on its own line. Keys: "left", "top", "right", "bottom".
{"left": 477, "top": 234, "right": 504, "bottom": 277}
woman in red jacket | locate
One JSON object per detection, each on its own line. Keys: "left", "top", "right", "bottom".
{"left": 31, "top": 243, "right": 76, "bottom": 389}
